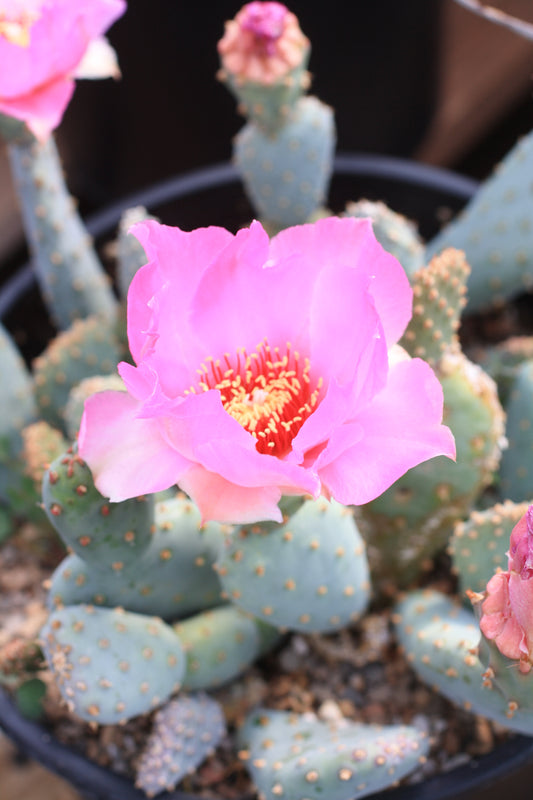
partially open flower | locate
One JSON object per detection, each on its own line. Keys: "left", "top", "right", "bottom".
{"left": 0, "top": 0, "right": 126, "bottom": 139}
{"left": 79, "top": 216, "right": 455, "bottom": 524}
{"left": 479, "top": 506, "right": 533, "bottom": 672}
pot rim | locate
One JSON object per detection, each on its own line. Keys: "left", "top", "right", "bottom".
{"left": 0, "top": 152, "right": 479, "bottom": 321}
{"left": 3, "top": 153, "right": 525, "bottom": 800}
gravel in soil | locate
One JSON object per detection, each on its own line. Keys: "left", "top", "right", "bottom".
{"left": 0, "top": 523, "right": 511, "bottom": 799}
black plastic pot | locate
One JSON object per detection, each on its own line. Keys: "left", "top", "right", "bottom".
{"left": 2, "top": 155, "right": 533, "bottom": 800}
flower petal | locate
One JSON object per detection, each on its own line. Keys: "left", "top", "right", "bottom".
{"left": 270, "top": 216, "right": 412, "bottom": 347}
{"left": 314, "top": 358, "right": 456, "bottom": 505}
{"left": 178, "top": 465, "right": 285, "bottom": 524}
{"left": 0, "top": 0, "right": 125, "bottom": 136}
{"left": 160, "top": 391, "right": 319, "bottom": 497}
{"left": 78, "top": 390, "right": 190, "bottom": 502}
{"left": 0, "top": 77, "right": 74, "bottom": 139}
{"left": 127, "top": 222, "right": 234, "bottom": 392}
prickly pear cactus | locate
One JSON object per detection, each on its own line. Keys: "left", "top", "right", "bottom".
{"left": 498, "top": 359, "right": 533, "bottom": 502}
{"left": 394, "top": 589, "right": 533, "bottom": 735}
{"left": 239, "top": 708, "right": 430, "bottom": 800}
{"left": 0, "top": 322, "right": 36, "bottom": 502}
{"left": 219, "top": 2, "right": 335, "bottom": 230}
{"left": 116, "top": 206, "right": 153, "bottom": 299}
{"left": 3, "top": 127, "right": 117, "bottom": 329}
{"left": 41, "top": 604, "right": 186, "bottom": 724}
{"left": 47, "top": 494, "right": 225, "bottom": 620}
{"left": 42, "top": 448, "right": 154, "bottom": 571}
{"left": 449, "top": 501, "right": 530, "bottom": 597}
{"left": 215, "top": 499, "right": 370, "bottom": 632}
{"left": 426, "top": 130, "right": 533, "bottom": 312}
{"left": 175, "top": 604, "right": 280, "bottom": 690}
{"left": 400, "top": 248, "right": 469, "bottom": 367}
{"left": 32, "top": 313, "right": 124, "bottom": 433}
{"left": 234, "top": 95, "right": 335, "bottom": 230}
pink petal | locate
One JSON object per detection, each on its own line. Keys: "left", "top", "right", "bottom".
{"left": 178, "top": 465, "right": 285, "bottom": 524}
{"left": 159, "top": 391, "right": 319, "bottom": 497}
{"left": 0, "top": 77, "right": 74, "bottom": 139}
{"left": 127, "top": 222, "right": 234, "bottom": 392}
{"left": 309, "top": 261, "right": 388, "bottom": 394}
{"left": 314, "top": 359, "right": 456, "bottom": 505}
{"left": 78, "top": 390, "right": 190, "bottom": 502}
{"left": 270, "top": 216, "right": 412, "bottom": 347}
{"left": 0, "top": 1, "right": 125, "bottom": 135}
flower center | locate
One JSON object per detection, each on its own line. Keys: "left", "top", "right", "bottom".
{"left": 0, "top": 2, "right": 41, "bottom": 46}
{"left": 189, "top": 340, "right": 323, "bottom": 456}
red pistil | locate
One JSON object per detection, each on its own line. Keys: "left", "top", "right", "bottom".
{"left": 188, "top": 340, "right": 322, "bottom": 456}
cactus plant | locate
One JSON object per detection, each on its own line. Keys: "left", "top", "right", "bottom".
{"left": 5, "top": 2, "right": 533, "bottom": 799}
{"left": 218, "top": 1, "right": 335, "bottom": 231}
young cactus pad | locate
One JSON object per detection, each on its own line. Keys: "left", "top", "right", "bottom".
{"left": 135, "top": 693, "right": 226, "bottom": 797}
{"left": 239, "top": 709, "right": 430, "bottom": 800}
{"left": 41, "top": 604, "right": 185, "bottom": 725}
{"left": 449, "top": 501, "right": 530, "bottom": 597}
{"left": 32, "top": 313, "right": 124, "bottom": 433}
{"left": 234, "top": 95, "right": 335, "bottom": 230}
{"left": 399, "top": 248, "right": 470, "bottom": 368}
{"left": 215, "top": 498, "right": 370, "bottom": 633}
{"left": 394, "top": 589, "right": 533, "bottom": 735}
{"left": 42, "top": 449, "right": 154, "bottom": 572}
{"left": 175, "top": 605, "right": 280, "bottom": 690}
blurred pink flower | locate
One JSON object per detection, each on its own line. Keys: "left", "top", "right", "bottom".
{"left": 79, "top": 217, "right": 455, "bottom": 524}
{"left": 480, "top": 506, "right": 533, "bottom": 672}
{"left": 0, "top": 0, "right": 125, "bottom": 139}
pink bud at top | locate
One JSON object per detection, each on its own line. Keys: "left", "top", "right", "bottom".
{"left": 479, "top": 504, "right": 533, "bottom": 673}
{"left": 218, "top": 1, "right": 309, "bottom": 85}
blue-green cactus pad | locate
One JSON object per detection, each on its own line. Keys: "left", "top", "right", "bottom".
{"left": 499, "top": 360, "right": 533, "bottom": 502}
{"left": 41, "top": 604, "right": 185, "bottom": 725}
{"left": 234, "top": 95, "right": 335, "bottom": 229}
{"left": 47, "top": 496, "right": 225, "bottom": 619}
{"left": 426, "top": 131, "right": 533, "bottom": 311}
{"left": 216, "top": 499, "right": 370, "bottom": 632}
{"left": 394, "top": 589, "right": 533, "bottom": 735}
{"left": 239, "top": 708, "right": 429, "bottom": 800}
{"left": 175, "top": 605, "right": 280, "bottom": 690}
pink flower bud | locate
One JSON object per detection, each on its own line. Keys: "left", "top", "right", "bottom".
{"left": 218, "top": 2, "right": 309, "bottom": 85}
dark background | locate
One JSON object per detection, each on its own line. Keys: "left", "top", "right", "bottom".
{"left": 57, "top": 0, "right": 442, "bottom": 211}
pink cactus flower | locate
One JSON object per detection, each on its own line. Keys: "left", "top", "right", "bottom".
{"left": 218, "top": 1, "right": 309, "bottom": 84}
{"left": 0, "top": 0, "right": 126, "bottom": 139}
{"left": 480, "top": 507, "right": 533, "bottom": 672}
{"left": 79, "top": 216, "right": 455, "bottom": 524}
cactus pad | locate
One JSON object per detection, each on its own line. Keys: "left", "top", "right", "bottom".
{"left": 216, "top": 499, "right": 370, "bottom": 632}
{"left": 41, "top": 604, "right": 185, "bottom": 724}
{"left": 239, "top": 708, "right": 430, "bottom": 800}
